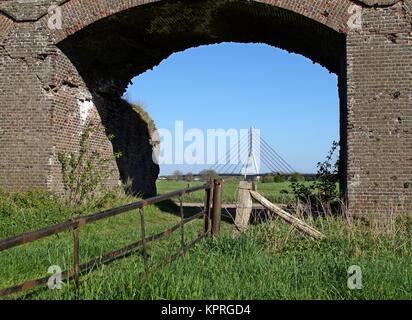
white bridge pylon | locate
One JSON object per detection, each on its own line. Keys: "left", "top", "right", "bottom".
{"left": 210, "top": 126, "right": 296, "bottom": 179}
{"left": 241, "top": 127, "right": 260, "bottom": 178}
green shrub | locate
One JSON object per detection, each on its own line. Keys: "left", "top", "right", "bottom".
{"left": 262, "top": 175, "right": 274, "bottom": 183}
{"left": 291, "top": 141, "right": 339, "bottom": 204}
{"left": 290, "top": 172, "right": 305, "bottom": 183}
{"left": 273, "top": 174, "right": 286, "bottom": 183}
{"left": 199, "top": 169, "right": 219, "bottom": 181}
{"left": 58, "top": 126, "right": 122, "bottom": 206}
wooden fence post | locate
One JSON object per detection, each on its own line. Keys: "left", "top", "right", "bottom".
{"left": 234, "top": 181, "right": 253, "bottom": 233}
{"left": 203, "top": 185, "right": 212, "bottom": 235}
{"left": 211, "top": 180, "right": 223, "bottom": 236}
{"left": 179, "top": 195, "right": 185, "bottom": 254}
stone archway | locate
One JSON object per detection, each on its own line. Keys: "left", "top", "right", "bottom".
{"left": 0, "top": 0, "right": 411, "bottom": 219}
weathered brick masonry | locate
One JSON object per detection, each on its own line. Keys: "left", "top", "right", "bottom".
{"left": 0, "top": 0, "right": 411, "bottom": 219}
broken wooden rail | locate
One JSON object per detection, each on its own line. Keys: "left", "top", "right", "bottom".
{"left": 0, "top": 180, "right": 224, "bottom": 298}
{"left": 250, "top": 190, "right": 326, "bottom": 240}
{"left": 234, "top": 181, "right": 325, "bottom": 240}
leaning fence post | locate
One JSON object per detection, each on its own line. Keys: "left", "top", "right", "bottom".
{"left": 211, "top": 179, "right": 223, "bottom": 236}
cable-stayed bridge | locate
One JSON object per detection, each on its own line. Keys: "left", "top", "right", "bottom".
{"left": 209, "top": 127, "right": 296, "bottom": 178}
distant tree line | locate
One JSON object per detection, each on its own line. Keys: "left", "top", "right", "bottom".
{"left": 170, "top": 169, "right": 220, "bottom": 182}
{"left": 170, "top": 170, "right": 307, "bottom": 183}
{"left": 261, "top": 172, "right": 305, "bottom": 183}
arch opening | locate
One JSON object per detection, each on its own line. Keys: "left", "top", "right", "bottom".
{"left": 56, "top": 0, "right": 347, "bottom": 198}
{"left": 124, "top": 43, "right": 340, "bottom": 179}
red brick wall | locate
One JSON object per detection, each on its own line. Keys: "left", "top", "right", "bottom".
{"left": 346, "top": 1, "right": 412, "bottom": 218}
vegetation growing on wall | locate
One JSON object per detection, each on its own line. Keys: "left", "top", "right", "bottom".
{"left": 130, "top": 102, "right": 156, "bottom": 134}
{"left": 58, "top": 126, "right": 122, "bottom": 206}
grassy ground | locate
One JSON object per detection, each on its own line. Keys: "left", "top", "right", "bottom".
{"left": 0, "top": 187, "right": 411, "bottom": 300}
{"left": 156, "top": 180, "right": 311, "bottom": 204}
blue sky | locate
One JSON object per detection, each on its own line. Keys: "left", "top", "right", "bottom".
{"left": 125, "top": 42, "right": 339, "bottom": 175}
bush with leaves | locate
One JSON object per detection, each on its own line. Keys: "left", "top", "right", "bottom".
{"left": 199, "top": 169, "right": 219, "bottom": 181}
{"left": 273, "top": 173, "right": 286, "bottom": 183}
{"left": 262, "top": 174, "right": 274, "bottom": 183}
{"left": 290, "top": 182, "right": 313, "bottom": 202}
{"left": 290, "top": 172, "right": 305, "bottom": 182}
{"left": 58, "top": 127, "right": 122, "bottom": 206}
{"left": 291, "top": 141, "right": 340, "bottom": 204}
{"left": 315, "top": 141, "right": 340, "bottom": 203}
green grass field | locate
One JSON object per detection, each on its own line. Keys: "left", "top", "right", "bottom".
{"left": 156, "top": 180, "right": 311, "bottom": 204}
{"left": 0, "top": 187, "right": 411, "bottom": 300}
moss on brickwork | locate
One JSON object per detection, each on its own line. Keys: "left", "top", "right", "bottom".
{"left": 129, "top": 102, "right": 156, "bottom": 134}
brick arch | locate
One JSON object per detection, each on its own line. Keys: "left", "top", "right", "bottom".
{"left": 52, "top": 0, "right": 352, "bottom": 97}
{"left": 44, "top": 0, "right": 355, "bottom": 82}
{"left": 45, "top": 0, "right": 352, "bottom": 199}
{"left": 47, "top": 0, "right": 356, "bottom": 44}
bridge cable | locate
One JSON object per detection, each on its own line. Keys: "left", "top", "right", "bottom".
{"left": 252, "top": 135, "right": 292, "bottom": 174}
{"left": 213, "top": 136, "right": 249, "bottom": 175}
{"left": 256, "top": 137, "right": 293, "bottom": 174}
{"left": 260, "top": 137, "right": 296, "bottom": 173}
{"left": 209, "top": 135, "right": 247, "bottom": 172}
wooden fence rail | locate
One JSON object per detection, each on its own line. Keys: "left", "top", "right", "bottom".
{"left": 0, "top": 180, "right": 223, "bottom": 298}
